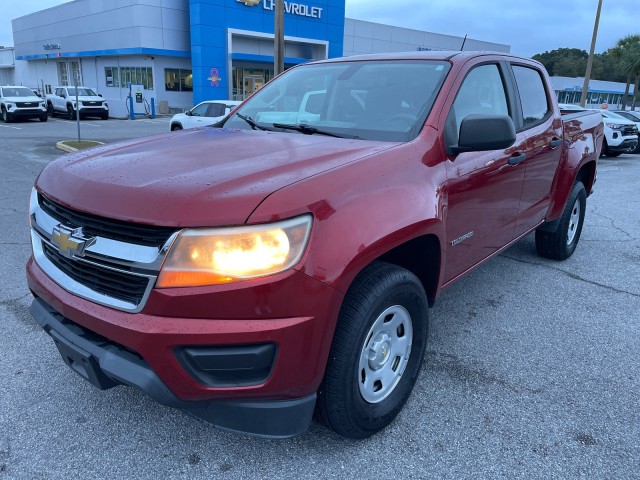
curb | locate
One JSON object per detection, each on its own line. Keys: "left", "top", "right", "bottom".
{"left": 56, "top": 141, "right": 105, "bottom": 153}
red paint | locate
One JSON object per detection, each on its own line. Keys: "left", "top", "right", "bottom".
{"left": 28, "top": 52, "right": 604, "bottom": 407}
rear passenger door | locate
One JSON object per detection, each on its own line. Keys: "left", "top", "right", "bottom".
{"left": 509, "top": 64, "right": 563, "bottom": 237}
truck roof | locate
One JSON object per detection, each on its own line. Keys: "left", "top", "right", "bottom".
{"left": 310, "top": 50, "right": 524, "bottom": 64}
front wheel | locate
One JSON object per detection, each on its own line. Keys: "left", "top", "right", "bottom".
{"left": 39, "top": 115, "right": 48, "bottom": 122}
{"left": 47, "top": 103, "right": 54, "bottom": 117}
{"left": 67, "top": 106, "right": 76, "bottom": 120}
{"left": 535, "top": 181, "right": 586, "bottom": 260}
{"left": 2, "top": 107, "right": 11, "bottom": 123}
{"left": 317, "top": 262, "right": 429, "bottom": 439}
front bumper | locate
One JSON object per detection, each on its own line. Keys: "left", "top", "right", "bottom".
{"left": 608, "top": 138, "right": 638, "bottom": 153}
{"left": 9, "top": 108, "right": 47, "bottom": 119}
{"left": 30, "top": 298, "right": 315, "bottom": 438}
{"left": 26, "top": 257, "right": 343, "bottom": 437}
{"left": 79, "top": 107, "right": 108, "bottom": 117}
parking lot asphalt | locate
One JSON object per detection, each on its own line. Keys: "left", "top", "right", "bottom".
{"left": 1, "top": 118, "right": 639, "bottom": 479}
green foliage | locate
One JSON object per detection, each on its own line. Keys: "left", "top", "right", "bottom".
{"left": 531, "top": 40, "right": 639, "bottom": 83}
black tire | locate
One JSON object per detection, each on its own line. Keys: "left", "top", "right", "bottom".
{"left": 535, "top": 181, "right": 586, "bottom": 260}
{"left": 40, "top": 115, "right": 48, "bottom": 122}
{"left": 607, "top": 151, "right": 622, "bottom": 157}
{"left": 67, "top": 106, "right": 75, "bottom": 121}
{"left": 2, "top": 107, "right": 11, "bottom": 123}
{"left": 47, "top": 103, "right": 54, "bottom": 117}
{"left": 171, "top": 123, "right": 183, "bottom": 131}
{"left": 101, "top": 113, "right": 109, "bottom": 120}
{"left": 317, "top": 261, "right": 429, "bottom": 439}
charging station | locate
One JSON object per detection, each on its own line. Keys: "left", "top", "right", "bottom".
{"left": 127, "top": 83, "right": 155, "bottom": 120}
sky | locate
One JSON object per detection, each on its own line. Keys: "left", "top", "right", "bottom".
{"left": 0, "top": 0, "right": 638, "bottom": 57}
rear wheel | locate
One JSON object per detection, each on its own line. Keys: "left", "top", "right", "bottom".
{"left": 317, "top": 262, "right": 429, "bottom": 439}
{"left": 535, "top": 181, "right": 586, "bottom": 260}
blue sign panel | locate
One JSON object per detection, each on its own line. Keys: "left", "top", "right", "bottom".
{"left": 189, "top": 0, "right": 346, "bottom": 103}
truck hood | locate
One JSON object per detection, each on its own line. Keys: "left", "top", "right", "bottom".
{"left": 36, "top": 128, "right": 394, "bottom": 226}
{"left": 4, "top": 95, "right": 42, "bottom": 104}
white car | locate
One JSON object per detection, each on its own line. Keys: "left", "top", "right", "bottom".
{"left": 613, "top": 109, "right": 640, "bottom": 153}
{"left": 170, "top": 100, "right": 241, "bottom": 131}
{"left": 0, "top": 85, "right": 48, "bottom": 123}
{"left": 46, "top": 86, "right": 109, "bottom": 120}
{"left": 596, "top": 109, "right": 638, "bottom": 157}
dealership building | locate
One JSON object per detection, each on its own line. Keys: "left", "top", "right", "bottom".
{"left": 7, "top": 0, "right": 510, "bottom": 116}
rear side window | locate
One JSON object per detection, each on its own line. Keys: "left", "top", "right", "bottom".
{"left": 207, "top": 103, "right": 225, "bottom": 117}
{"left": 512, "top": 65, "right": 549, "bottom": 128}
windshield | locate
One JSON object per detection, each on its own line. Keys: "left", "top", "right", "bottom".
{"left": 67, "top": 87, "right": 97, "bottom": 96}
{"left": 224, "top": 60, "right": 451, "bottom": 142}
{"left": 1, "top": 87, "right": 36, "bottom": 97}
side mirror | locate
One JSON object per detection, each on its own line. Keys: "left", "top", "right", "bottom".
{"left": 98, "top": 93, "right": 103, "bottom": 97}
{"left": 185, "top": 110, "right": 192, "bottom": 116}
{"left": 450, "top": 114, "right": 516, "bottom": 155}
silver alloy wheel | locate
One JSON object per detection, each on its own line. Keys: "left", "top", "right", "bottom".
{"left": 358, "top": 305, "right": 413, "bottom": 403}
{"left": 567, "top": 197, "right": 581, "bottom": 245}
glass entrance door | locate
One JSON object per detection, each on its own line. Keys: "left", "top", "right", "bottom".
{"left": 243, "top": 76, "right": 265, "bottom": 98}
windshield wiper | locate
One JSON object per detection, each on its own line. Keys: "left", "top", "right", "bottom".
{"left": 235, "top": 113, "right": 275, "bottom": 131}
{"left": 273, "top": 123, "right": 357, "bottom": 139}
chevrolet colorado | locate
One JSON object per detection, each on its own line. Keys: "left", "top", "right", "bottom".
{"left": 27, "top": 52, "right": 604, "bottom": 439}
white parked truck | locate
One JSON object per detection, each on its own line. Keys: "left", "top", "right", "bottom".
{"left": 0, "top": 86, "right": 48, "bottom": 123}
{"left": 46, "top": 86, "right": 109, "bottom": 120}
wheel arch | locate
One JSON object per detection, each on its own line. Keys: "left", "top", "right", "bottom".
{"left": 375, "top": 234, "right": 441, "bottom": 307}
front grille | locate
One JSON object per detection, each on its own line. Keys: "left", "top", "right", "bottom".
{"left": 82, "top": 101, "right": 102, "bottom": 106}
{"left": 39, "top": 194, "right": 177, "bottom": 248}
{"left": 43, "top": 242, "right": 149, "bottom": 306}
{"left": 16, "top": 102, "right": 40, "bottom": 108}
{"left": 623, "top": 125, "right": 638, "bottom": 136}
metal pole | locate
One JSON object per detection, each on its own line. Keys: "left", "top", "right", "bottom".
{"left": 580, "top": 0, "right": 603, "bottom": 107}
{"left": 75, "top": 77, "right": 81, "bottom": 143}
{"left": 274, "top": 0, "right": 285, "bottom": 76}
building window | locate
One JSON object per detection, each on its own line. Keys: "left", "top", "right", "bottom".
{"left": 165, "top": 69, "right": 192, "bottom": 92}
{"left": 105, "top": 67, "right": 153, "bottom": 89}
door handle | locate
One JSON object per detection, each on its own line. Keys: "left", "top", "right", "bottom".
{"left": 508, "top": 153, "right": 527, "bottom": 165}
{"left": 550, "top": 138, "right": 563, "bottom": 148}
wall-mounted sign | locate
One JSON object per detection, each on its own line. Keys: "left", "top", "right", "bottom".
{"left": 416, "top": 47, "right": 433, "bottom": 52}
{"left": 208, "top": 68, "right": 221, "bottom": 87}
{"left": 43, "top": 43, "right": 61, "bottom": 50}
{"left": 237, "top": 0, "right": 323, "bottom": 19}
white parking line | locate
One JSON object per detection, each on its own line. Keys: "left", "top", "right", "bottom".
{"left": 47, "top": 118, "right": 101, "bottom": 127}
{"left": 136, "top": 119, "right": 170, "bottom": 124}
{"left": 0, "top": 124, "right": 22, "bottom": 130}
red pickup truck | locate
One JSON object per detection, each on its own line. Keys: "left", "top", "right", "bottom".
{"left": 27, "top": 52, "right": 604, "bottom": 439}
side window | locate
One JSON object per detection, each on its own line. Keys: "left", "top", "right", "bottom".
{"left": 206, "top": 103, "right": 225, "bottom": 117}
{"left": 512, "top": 65, "right": 549, "bottom": 128}
{"left": 191, "top": 103, "right": 209, "bottom": 117}
{"left": 447, "top": 64, "right": 509, "bottom": 145}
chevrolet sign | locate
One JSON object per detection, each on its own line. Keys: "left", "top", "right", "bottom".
{"left": 237, "top": 0, "right": 323, "bottom": 19}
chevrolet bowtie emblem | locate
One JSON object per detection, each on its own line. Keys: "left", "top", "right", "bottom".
{"left": 237, "top": 0, "right": 261, "bottom": 5}
{"left": 51, "top": 225, "right": 96, "bottom": 258}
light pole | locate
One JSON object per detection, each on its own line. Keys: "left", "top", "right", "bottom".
{"left": 274, "top": 0, "right": 285, "bottom": 76}
{"left": 580, "top": 0, "right": 603, "bottom": 107}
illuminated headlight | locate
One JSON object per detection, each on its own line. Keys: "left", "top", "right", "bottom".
{"left": 157, "top": 215, "right": 313, "bottom": 288}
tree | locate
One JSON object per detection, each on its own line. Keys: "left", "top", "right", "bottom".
{"left": 532, "top": 48, "right": 588, "bottom": 77}
{"left": 611, "top": 35, "right": 640, "bottom": 109}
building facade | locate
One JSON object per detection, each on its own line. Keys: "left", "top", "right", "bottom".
{"left": 10, "top": 0, "right": 509, "bottom": 117}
